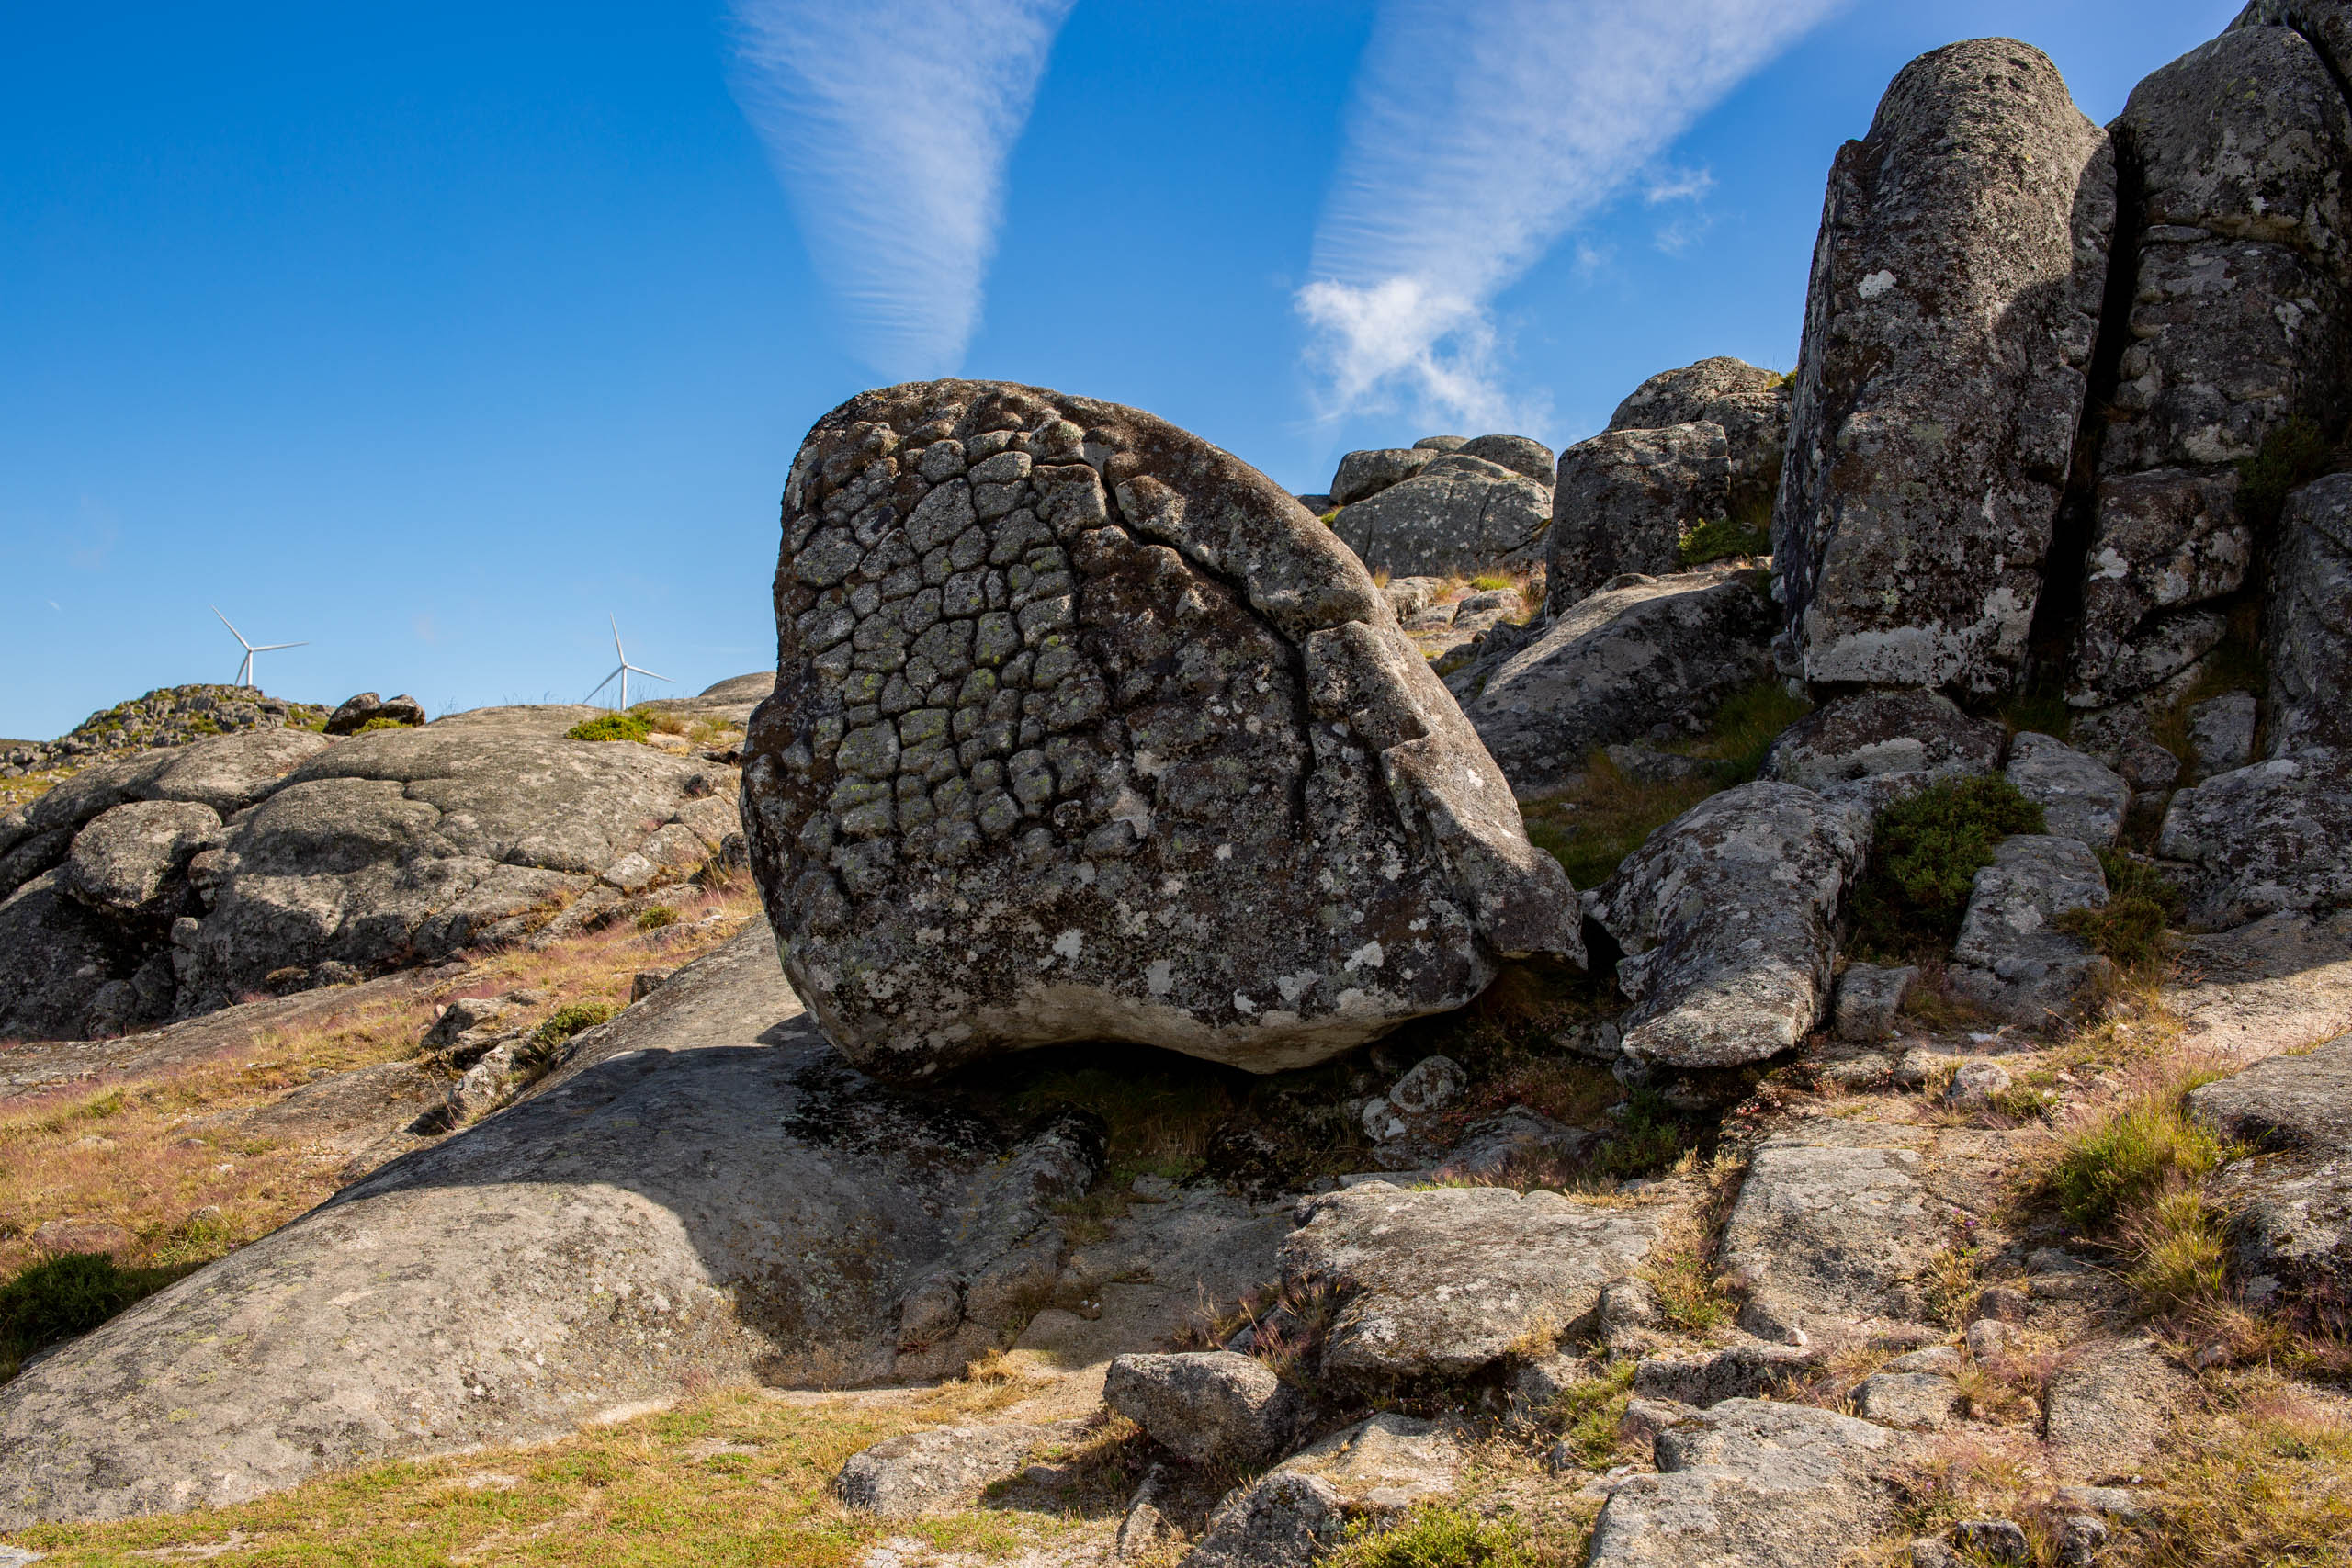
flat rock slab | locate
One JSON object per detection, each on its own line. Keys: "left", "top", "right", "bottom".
{"left": 2169, "top": 909, "right": 2352, "bottom": 1061}
{"left": 1591, "top": 782, "right": 1871, "bottom": 1068}
{"left": 2043, "top": 1336, "right": 2194, "bottom": 1481}
{"left": 1458, "top": 564, "right": 1775, "bottom": 793}
{"left": 1278, "top": 1181, "right": 1675, "bottom": 1381}
{"left": 742, "top": 379, "right": 1577, "bottom": 1080}
{"left": 834, "top": 1420, "right": 1080, "bottom": 1517}
{"left": 0, "top": 930, "right": 1096, "bottom": 1529}
{"left": 1588, "top": 1398, "right": 1912, "bottom": 1567}
{"left": 1718, "top": 1119, "right": 1945, "bottom": 1344}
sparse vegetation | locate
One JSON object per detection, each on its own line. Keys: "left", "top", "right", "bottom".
{"left": 566, "top": 711, "right": 653, "bottom": 743}
{"left": 1676, "top": 516, "right": 1771, "bottom": 568}
{"left": 2234, "top": 413, "right": 2339, "bottom": 534}
{"left": 2045, "top": 1067, "right": 2230, "bottom": 1234}
{"left": 1325, "top": 1503, "right": 1542, "bottom": 1568}
{"left": 2058, "top": 849, "right": 2182, "bottom": 973}
{"left": 528, "top": 998, "right": 621, "bottom": 1057}
{"left": 0, "top": 1251, "right": 190, "bottom": 1380}
{"left": 1544, "top": 1359, "right": 1636, "bottom": 1469}
{"left": 2123, "top": 1380, "right": 2352, "bottom": 1568}
{"left": 635, "top": 905, "right": 680, "bottom": 931}
{"left": 1847, "top": 775, "right": 2046, "bottom": 961}
{"left": 353, "top": 715, "right": 417, "bottom": 732}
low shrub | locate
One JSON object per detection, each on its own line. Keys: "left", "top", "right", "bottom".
{"left": 1848, "top": 775, "right": 2046, "bottom": 960}
{"left": 1677, "top": 516, "right": 1771, "bottom": 568}
{"left": 566, "top": 712, "right": 652, "bottom": 743}
{"left": 528, "top": 1000, "right": 619, "bottom": 1056}
{"left": 0, "top": 1251, "right": 184, "bottom": 1370}
{"left": 354, "top": 716, "right": 418, "bottom": 733}
{"left": 635, "top": 906, "right": 679, "bottom": 932}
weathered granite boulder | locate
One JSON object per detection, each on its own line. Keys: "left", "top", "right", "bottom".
{"left": 2071, "top": 22, "right": 2352, "bottom": 706}
{"left": 2159, "top": 752, "right": 2352, "bottom": 928}
{"left": 1759, "top": 690, "right": 2004, "bottom": 797}
{"left": 180, "top": 705, "right": 719, "bottom": 1011}
{"left": 1776, "top": 39, "right": 2114, "bottom": 696}
{"left": 1547, "top": 423, "right": 1732, "bottom": 607}
{"left": 1588, "top": 1398, "right": 1912, "bottom": 1567}
{"left": 1951, "top": 834, "right": 2115, "bottom": 1022}
{"left": 1608, "top": 355, "right": 1791, "bottom": 504}
{"left": 1628, "top": 1343, "right": 1826, "bottom": 1407}
{"left": 1456, "top": 433, "right": 1555, "bottom": 485}
{"left": 2269, "top": 475, "right": 2352, "bottom": 757}
{"left": 0, "top": 931, "right": 1110, "bottom": 1529}
{"left": 1718, "top": 1118, "right": 1943, "bottom": 1343}
{"left": 0, "top": 873, "right": 132, "bottom": 1041}
{"left": 1278, "top": 1181, "right": 1671, "bottom": 1381}
{"left": 1331, "top": 453, "right": 1552, "bottom": 577}
{"left": 1185, "top": 1415, "right": 1460, "bottom": 1568}
{"left": 63, "top": 800, "right": 222, "bottom": 917}
{"left": 1103, "top": 1351, "right": 1298, "bottom": 1465}
{"left": 1834, "top": 963, "right": 1919, "bottom": 1042}
{"left": 1459, "top": 564, "right": 1775, "bottom": 792}
{"left": 324, "top": 692, "right": 427, "bottom": 735}
{"left": 1589, "top": 783, "right": 1872, "bottom": 1069}
{"left": 2187, "top": 1030, "right": 2352, "bottom": 1303}
{"left": 2006, "top": 732, "right": 2130, "bottom": 849}
{"left": 1330, "top": 447, "right": 1432, "bottom": 507}
{"left": 741, "top": 380, "right": 1578, "bottom": 1080}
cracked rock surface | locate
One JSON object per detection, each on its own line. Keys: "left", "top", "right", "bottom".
{"left": 742, "top": 379, "right": 1577, "bottom": 1080}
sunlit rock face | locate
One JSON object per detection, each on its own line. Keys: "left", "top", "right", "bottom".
{"left": 741, "top": 379, "right": 1580, "bottom": 1080}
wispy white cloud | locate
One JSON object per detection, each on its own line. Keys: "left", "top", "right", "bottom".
{"left": 728, "top": 0, "right": 1077, "bottom": 380}
{"left": 1644, "top": 164, "right": 1717, "bottom": 206}
{"left": 1299, "top": 0, "right": 1846, "bottom": 428}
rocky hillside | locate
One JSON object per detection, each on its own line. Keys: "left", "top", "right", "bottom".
{"left": 3, "top": 9, "right": 2352, "bottom": 1568}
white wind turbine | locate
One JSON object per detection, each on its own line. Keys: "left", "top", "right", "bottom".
{"left": 212, "top": 606, "right": 308, "bottom": 689}
{"left": 584, "top": 616, "right": 671, "bottom": 711}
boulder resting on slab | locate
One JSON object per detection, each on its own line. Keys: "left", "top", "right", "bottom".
{"left": 1589, "top": 782, "right": 1871, "bottom": 1069}
{"left": 0, "top": 929, "right": 1104, "bottom": 1529}
{"left": 741, "top": 380, "right": 1578, "bottom": 1081}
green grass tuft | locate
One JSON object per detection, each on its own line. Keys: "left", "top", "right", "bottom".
{"left": 2058, "top": 850, "right": 2183, "bottom": 973}
{"left": 1325, "top": 1503, "right": 1541, "bottom": 1568}
{"left": 635, "top": 906, "right": 679, "bottom": 932}
{"left": 1, "top": 1251, "right": 187, "bottom": 1371}
{"left": 528, "top": 999, "right": 619, "bottom": 1056}
{"left": 2048, "top": 1079, "right": 2229, "bottom": 1233}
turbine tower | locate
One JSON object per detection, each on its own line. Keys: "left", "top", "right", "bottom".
{"left": 585, "top": 616, "right": 671, "bottom": 711}
{"left": 212, "top": 606, "right": 308, "bottom": 690}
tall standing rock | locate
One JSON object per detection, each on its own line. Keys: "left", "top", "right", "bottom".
{"left": 741, "top": 380, "right": 1579, "bottom": 1080}
{"left": 2068, "top": 22, "right": 2352, "bottom": 707}
{"left": 1775, "top": 39, "right": 2114, "bottom": 697}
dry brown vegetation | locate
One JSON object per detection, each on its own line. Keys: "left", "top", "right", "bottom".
{"left": 0, "top": 881, "right": 764, "bottom": 1377}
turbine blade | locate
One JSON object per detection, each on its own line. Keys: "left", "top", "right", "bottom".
{"left": 611, "top": 614, "right": 624, "bottom": 662}
{"left": 213, "top": 605, "right": 254, "bottom": 650}
{"left": 623, "top": 662, "right": 672, "bottom": 683}
{"left": 251, "top": 641, "right": 307, "bottom": 651}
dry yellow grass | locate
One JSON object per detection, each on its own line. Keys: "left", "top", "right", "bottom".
{"left": 3, "top": 1374, "right": 1110, "bottom": 1567}
{"left": 0, "top": 885, "right": 763, "bottom": 1292}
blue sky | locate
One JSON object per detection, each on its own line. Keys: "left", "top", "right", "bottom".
{"left": 1, "top": 0, "right": 2244, "bottom": 740}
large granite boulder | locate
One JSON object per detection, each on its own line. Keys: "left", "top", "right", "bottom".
{"left": 0, "top": 930, "right": 1114, "bottom": 1529}
{"left": 1456, "top": 433, "right": 1555, "bottom": 484}
{"left": 1330, "top": 453, "right": 1552, "bottom": 578}
{"left": 2268, "top": 474, "right": 2352, "bottom": 757}
{"left": 1950, "top": 834, "right": 2116, "bottom": 1022}
{"left": 1608, "top": 355, "right": 1790, "bottom": 487}
{"left": 1776, "top": 39, "right": 2114, "bottom": 696}
{"left": 2005, "top": 732, "right": 2130, "bottom": 849}
{"left": 1589, "top": 783, "right": 1872, "bottom": 1070}
{"left": 1547, "top": 423, "right": 1732, "bottom": 607}
{"left": 1329, "top": 447, "right": 1432, "bottom": 507}
{"left": 741, "top": 380, "right": 1578, "bottom": 1081}
{"left": 2070, "top": 22, "right": 2352, "bottom": 707}
{"left": 178, "top": 705, "right": 721, "bottom": 1011}
{"left": 63, "top": 799, "right": 222, "bottom": 917}
{"left": 1458, "top": 564, "right": 1776, "bottom": 793}
{"left": 2160, "top": 752, "right": 2352, "bottom": 929}
{"left": 2187, "top": 1030, "right": 2352, "bottom": 1304}
{"left": 1758, "top": 689, "right": 2004, "bottom": 799}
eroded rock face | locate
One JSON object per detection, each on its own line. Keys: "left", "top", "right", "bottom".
{"left": 1185, "top": 1415, "right": 1460, "bottom": 1568}
{"left": 1590, "top": 783, "right": 1871, "bottom": 1069}
{"left": 1459, "top": 565, "right": 1775, "bottom": 793}
{"left": 2006, "top": 733, "right": 2130, "bottom": 849}
{"left": 1547, "top": 423, "right": 1733, "bottom": 607}
{"left": 1776, "top": 39, "right": 2114, "bottom": 696}
{"left": 1951, "top": 834, "right": 2115, "bottom": 1022}
{"left": 2269, "top": 475, "right": 2352, "bottom": 757}
{"left": 2070, "top": 23, "right": 2352, "bottom": 707}
{"left": 1103, "top": 1351, "right": 1297, "bottom": 1465}
{"left": 64, "top": 801, "right": 222, "bottom": 916}
{"left": 0, "top": 931, "right": 1103, "bottom": 1529}
{"left": 1608, "top": 356, "right": 1791, "bottom": 505}
{"left": 1278, "top": 1181, "right": 1671, "bottom": 1382}
{"left": 1331, "top": 453, "right": 1552, "bottom": 578}
{"left": 1330, "top": 447, "right": 1431, "bottom": 507}
{"left": 2159, "top": 752, "right": 2352, "bottom": 928}
{"left": 742, "top": 380, "right": 1578, "bottom": 1080}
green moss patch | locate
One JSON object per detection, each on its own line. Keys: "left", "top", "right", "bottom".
{"left": 1847, "top": 775, "right": 2045, "bottom": 961}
